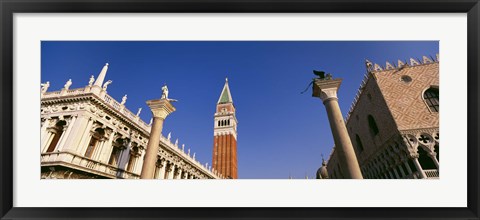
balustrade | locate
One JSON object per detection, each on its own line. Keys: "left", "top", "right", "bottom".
{"left": 41, "top": 152, "right": 139, "bottom": 179}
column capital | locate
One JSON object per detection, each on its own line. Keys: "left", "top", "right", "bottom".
{"left": 146, "top": 99, "right": 176, "bottom": 120}
{"left": 312, "top": 78, "right": 342, "bottom": 103}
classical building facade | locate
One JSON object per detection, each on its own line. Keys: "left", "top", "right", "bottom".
{"left": 325, "top": 55, "right": 439, "bottom": 179}
{"left": 40, "top": 63, "right": 222, "bottom": 179}
{"left": 212, "top": 78, "right": 238, "bottom": 179}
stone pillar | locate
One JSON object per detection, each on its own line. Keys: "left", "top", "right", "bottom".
{"left": 312, "top": 78, "right": 363, "bottom": 179}
{"left": 140, "top": 99, "right": 176, "bottom": 179}
{"left": 56, "top": 116, "right": 77, "bottom": 152}
{"left": 74, "top": 118, "right": 94, "bottom": 155}
{"left": 167, "top": 164, "right": 175, "bottom": 179}
{"left": 41, "top": 132, "right": 55, "bottom": 153}
{"left": 40, "top": 117, "right": 51, "bottom": 143}
{"left": 429, "top": 152, "right": 440, "bottom": 169}
{"left": 158, "top": 160, "right": 166, "bottom": 179}
{"left": 392, "top": 168, "right": 400, "bottom": 179}
{"left": 99, "top": 130, "right": 117, "bottom": 163}
{"left": 403, "top": 160, "right": 413, "bottom": 175}
{"left": 398, "top": 165, "right": 406, "bottom": 178}
{"left": 412, "top": 157, "right": 427, "bottom": 179}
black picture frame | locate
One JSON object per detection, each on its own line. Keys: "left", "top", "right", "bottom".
{"left": 1, "top": 0, "right": 479, "bottom": 219}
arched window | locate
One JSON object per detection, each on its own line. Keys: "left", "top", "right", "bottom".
{"left": 218, "top": 120, "right": 220, "bottom": 127}
{"left": 46, "top": 120, "right": 67, "bottom": 153}
{"left": 85, "top": 128, "right": 105, "bottom": 158}
{"left": 355, "top": 134, "right": 364, "bottom": 152}
{"left": 368, "top": 115, "right": 379, "bottom": 136}
{"left": 227, "top": 119, "right": 230, "bottom": 126}
{"left": 423, "top": 87, "right": 439, "bottom": 112}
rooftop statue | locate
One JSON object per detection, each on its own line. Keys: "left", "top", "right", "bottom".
{"left": 103, "top": 80, "right": 112, "bottom": 90}
{"left": 136, "top": 108, "right": 142, "bottom": 116}
{"left": 64, "top": 79, "right": 72, "bottom": 90}
{"left": 41, "top": 81, "right": 50, "bottom": 93}
{"left": 121, "top": 94, "right": 127, "bottom": 105}
{"left": 88, "top": 75, "right": 95, "bottom": 86}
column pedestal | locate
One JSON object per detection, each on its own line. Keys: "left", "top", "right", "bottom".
{"left": 312, "top": 78, "right": 363, "bottom": 179}
{"left": 140, "top": 99, "right": 176, "bottom": 179}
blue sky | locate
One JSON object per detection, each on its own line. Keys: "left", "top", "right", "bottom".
{"left": 41, "top": 41, "right": 438, "bottom": 179}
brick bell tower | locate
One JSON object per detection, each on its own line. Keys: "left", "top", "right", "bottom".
{"left": 212, "top": 78, "right": 238, "bottom": 179}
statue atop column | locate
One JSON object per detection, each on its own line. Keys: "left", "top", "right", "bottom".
{"left": 64, "top": 79, "right": 72, "bottom": 90}
{"left": 313, "top": 70, "right": 332, "bottom": 81}
{"left": 41, "top": 81, "right": 50, "bottom": 93}
{"left": 161, "top": 84, "right": 169, "bottom": 100}
{"left": 88, "top": 75, "right": 95, "bottom": 86}
{"left": 174, "top": 138, "right": 178, "bottom": 146}
{"left": 181, "top": 144, "right": 185, "bottom": 152}
{"left": 121, "top": 94, "right": 127, "bottom": 105}
{"left": 167, "top": 132, "right": 171, "bottom": 141}
{"left": 161, "top": 83, "right": 178, "bottom": 102}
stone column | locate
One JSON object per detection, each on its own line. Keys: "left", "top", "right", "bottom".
{"left": 56, "top": 116, "right": 77, "bottom": 152}
{"left": 312, "top": 78, "right": 363, "bottom": 179}
{"left": 41, "top": 132, "right": 55, "bottom": 153}
{"left": 77, "top": 118, "right": 94, "bottom": 155}
{"left": 398, "top": 165, "right": 406, "bottom": 178}
{"left": 392, "top": 168, "right": 400, "bottom": 179}
{"left": 140, "top": 99, "right": 176, "bottom": 179}
{"left": 167, "top": 164, "right": 175, "bottom": 179}
{"left": 403, "top": 160, "right": 413, "bottom": 176}
{"left": 412, "top": 157, "right": 427, "bottom": 179}
{"left": 100, "top": 130, "right": 117, "bottom": 163}
{"left": 429, "top": 152, "right": 440, "bottom": 169}
{"left": 158, "top": 160, "right": 166, "bottom": 179}
{"left": 40, "top": 117, "right": 51, "bottom": 143}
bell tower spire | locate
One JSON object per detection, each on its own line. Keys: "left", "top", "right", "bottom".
{"left": 212, "top": 78, "right": 238, "bottom": 179}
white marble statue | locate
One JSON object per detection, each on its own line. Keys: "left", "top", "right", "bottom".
{"left": 161, "top": 84, "right": 169, "bottom": 100}
{"left": 174, "top": 138, "right": 178, "bottom": 146}
{"left": 167, "top": 132, "right": 171, "bottom": 141}
{"left": 149, "top": 118, "right": 153, "bottom": 126}
{"left": 193, "top": 153, "right": 196, "bottom": 160}
{"left": 181, "top": 144, "right": 185, "bottom": 151}
{"left": 121, "top": 95, "right": 127, "bottom": 105}
{"left": 64, "top": 79, "right": 72, "bottom": 90}
{"left": 102, "top": 80, "right": 112, "bottom": 90}
{"left": 187, "top": 148, "right": 190, "bottom": 156}
{"left": 136, "top": 108, "right": 142, "bottom": 116}
{"left": 88, "top": 75, "right": 95, "bottom": 86}
{"left": 41, "top": 81, "right": 50, "bottom": 93}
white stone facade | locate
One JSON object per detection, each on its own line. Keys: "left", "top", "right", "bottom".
{"left": 40, "top": 64, "right": 221, "bottom": 179}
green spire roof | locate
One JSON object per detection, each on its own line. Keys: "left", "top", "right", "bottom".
{"left": 217, "top": 78, "right": 233, "bottom": 104}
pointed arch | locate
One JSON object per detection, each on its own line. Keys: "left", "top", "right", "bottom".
{"left": 423, "top": 87, "right": 439, "bottom": 112}
{"left": 368, "top": 115, "right": 379, "bottom": 136}
{"left": 355, "top": 134, "right": 364, "bottom": 152}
